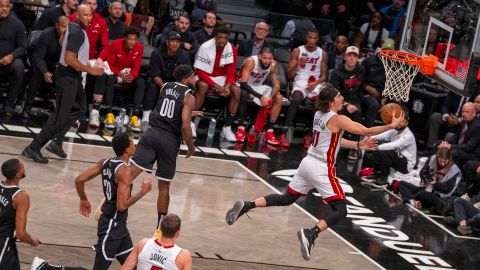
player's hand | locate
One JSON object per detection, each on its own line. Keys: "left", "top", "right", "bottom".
{"left": 95, "top": 58, "right": 105, "bottom": 68}
{"left": 337, "top": 4, "right": 346, "bottom": 13}
{"left": 359, "top": 137, "right": 378, "bottom": 150}
{"left": 141, "top": 178, "right": 152, "bottom": 194}
{"left": 184, "top": 42, "right": 192, "bottom": 50}
{"left": 89, "top": 66, "right": 104, "bottom": 76}
{"left": 389, "top": 110, "right": 404, "bottom": 128}
{"left": 476, "top": 165, "right": 480, "bottom": 175}
{"left": 185, "top": 144, "right": 195, "bottom": 159}
{"left": 346, "top": 104, "right": 358, "bottom": 114}
{"left": 31, "top": 236, "right": 40, "bottom": 247}
{"left": 192, "top": 111, "right": 204, "bottom": 117}
{"left": 0, "top": 54, "right": 13, "bottom": 66}
{"left": 44, "top": 72, "right": 53, "bottom": 83}
{"left": 260, "top": 96, "right": 269, "bottom": 107}
{"left": 439, "top": 140, "right": 451, "bottom": 149}
{"left": 321, "top": 3, "right": 330, "bottom": 15}
{"left": 79, "top": 199, "right": 91, "bottom": 217}
{"left": 448, "top": 114, "right": 460, "bottom": 125}
{"left": 123, "top": 74, "right": 133, "bottom": 84}
{"left": 307, "top": 81, "right": 318, "bottom": 92}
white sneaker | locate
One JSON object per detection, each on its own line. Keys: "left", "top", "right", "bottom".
{"left": 461, "top": 194, "right": 472, "bottom": 203}
{"left": 31, "top": 256, "right": 46, "bottom": 270}
{"left": 474, "top": 202, "right": 480, "bottom": 209}
{"left": 221, "top": 126, "right": 236, "bottom": 142}
{"left": 89, "top": 109, "right": 100, "bottom": 128}
{"left": 142, "top": 110, "right": 151, "bottom": 124}
{"left": 191, "top": 121, "right": 197, "bottom": 138}
{"left": 115, "top": 115, "right": 130, "bottom": 126}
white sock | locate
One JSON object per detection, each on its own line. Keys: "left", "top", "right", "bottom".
{"left": 142, "top": 110, "right": 151, "bottom": 122}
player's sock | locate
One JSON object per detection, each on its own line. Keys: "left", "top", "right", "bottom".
{"left": 225, "top": 113, "right": 235, "bottom": 127}
{"left": 246, "top": 201, "right": 256, "bottom": 210}
{"left": 157, "top": 212, "right": 167, "bottom": 229}
{"left": 311, "top": 225, "right": 321, "bottom": 240}
{"left": 264, "top": 119, "right": 275, "bottom": 131}
{"left": 92, "top": 100, "right": 101, "bottom": 111}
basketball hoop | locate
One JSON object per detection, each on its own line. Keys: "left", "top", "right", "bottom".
{"left": 379, "top": 50, "right": 438, "bottom": 102}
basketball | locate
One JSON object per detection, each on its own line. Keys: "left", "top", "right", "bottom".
{"left": 380, "top": 103, "right": 403, "bottom": 124}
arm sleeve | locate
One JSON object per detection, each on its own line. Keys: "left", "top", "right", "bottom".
{"left": 372, "top": 129, "right": 393, "bottom": 141}
{"left": 97, "top": 19, "right": 110, "bottom": 59}
{"left": 130, "top": 45, "right": 143, "bottom": 79}
{"left": 241, "top": 82, "right": 263, "bottom": 98}
{"left": 33, "top": 32, "right": 49, "bottom": 75}
{"left": 377, "top": 132, "right": 413, "bottom": 151}
{"left": 13, "top": 22, "right": 27, "bottom": 59}
{"left": 225, "top": 46, "right": 237, "bottom": 84}
{"left": 196, "top": 68, "right": 215, "bottom": 87}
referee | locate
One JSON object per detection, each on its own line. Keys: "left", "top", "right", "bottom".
{"left": 23, "top": 5, "right": 104, "bottom": 163}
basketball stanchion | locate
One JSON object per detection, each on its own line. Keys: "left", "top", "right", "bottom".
{"left": 379, "top": 50, "right": 438, "bottom": 102}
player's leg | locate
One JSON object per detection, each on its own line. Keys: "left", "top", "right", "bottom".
{"left": 115, "top": 234, "right": 134, "bottom": 265}
{"left": 156, "top": 180, "right": 171, "bottom": 229}
{"left": 31, "top": 257, "right": 88, "bottom": 270}
{"left": 280, "top": 90, "right": 305, "bottom": 146}
{"left": 0, "top": 238, "right": 20, "bottom": 270}
{"left": 265, "top": 91, "right": 283, "bottom": 145}
{"left": 195, "top": 80, "right": 209, "bottom": 110}
{"left": 129, "top": 129, "right": 157, "bottom": 179}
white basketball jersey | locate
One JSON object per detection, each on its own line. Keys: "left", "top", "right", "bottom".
{"left": 137, "top": 239, "right": 183, "bottom": 270}
{"left": 295, "top": 45, "right": 323, "bottom": 82}
{"left": 246, "top": 55, "right": 271, "bottom": 87}
{"left": 308, "top": 111, "right": 344, "bottom": 165}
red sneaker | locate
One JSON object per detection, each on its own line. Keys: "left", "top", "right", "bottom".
{"left": 359, "top": 167, "right": 374, "bottom": 177}
{"left": 279, "top": 134, "right": 289, "bottom": 147}
{"left": 235, "top": 126, "right": 246, "bottom": 142}
{"left": 265, "top": 129, "right": 280, "bottom": 145}
{"left": 303, "top": 134, "right": 312, "bottom": 149}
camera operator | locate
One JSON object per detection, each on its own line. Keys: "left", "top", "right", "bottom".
{"left": 398, "top": 148, "right": 462, "bottom": 213}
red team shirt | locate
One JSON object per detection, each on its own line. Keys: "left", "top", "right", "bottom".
{"left": 103, "top": 38, "right": 144, "bottom": 79}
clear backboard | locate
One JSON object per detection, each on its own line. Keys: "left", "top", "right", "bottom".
{"left": 400, "top": 0, "right": 480, "bottom": 96}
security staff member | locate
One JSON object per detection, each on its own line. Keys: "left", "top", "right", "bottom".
{"left": 34, "top": 0, "right": 77, "bottom": 30}
{"left": 0, "top": 0, "right": 27, "bottom": 115}
{"left": 22, "top": 4, "right": 104, "bottom": 164}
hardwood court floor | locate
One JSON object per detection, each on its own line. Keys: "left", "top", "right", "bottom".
{"left": 0, "top": 136, "right": 380, "bottom": 270}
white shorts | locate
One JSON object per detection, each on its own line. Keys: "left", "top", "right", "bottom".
{"left": 196, "top": 75, "right": 227, "bottom": 87}
{"left": 248, "top": 84, "right": 272, "bottom": 106}
{"left": 288, "top": 155, "right": 345, "bottom": 202}
{"left": 291, "top": 80, "right": 322, "bottom": 100}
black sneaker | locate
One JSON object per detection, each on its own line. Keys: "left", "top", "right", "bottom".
{"left": 373, "top": 177, "right": 388, "bottom": 186}
{"left": 297, "top": 228, "right": 315, "bottom": 261}
{"left": 22, "top": 145, "right": 48, "bottom": 163}
{"left": 46, "top": 141, "right": 67, "bottom": 158}
{"left": 225, "top": 201, "right": 251, "bottom": 225}
{"left": 22, "top": 105, "right": 32, "bottom": 119}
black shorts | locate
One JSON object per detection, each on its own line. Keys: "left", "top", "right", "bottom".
{"left": 0, "top": 237, "right": 19, "bottom": 270}
{"left": 93, "top": 215, "right": 133, "bottom": 262}
{"left": 130, "top": 127, "right": 181, "bottom": 181}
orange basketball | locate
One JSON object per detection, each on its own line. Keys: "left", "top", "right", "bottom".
{"left": 380, "top": 103, "right": 403, "bottom": 124}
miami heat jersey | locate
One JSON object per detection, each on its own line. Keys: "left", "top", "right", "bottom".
{"left": 308, "top": 111, "right": 344, "bottom": 166}
{"left": 295, "top": 45, "right": 323, "bottom": 83}
{"left": 246, "top": 55, "right": 271, "bottom": 87}
{"left": 137, "top": 238, "right": 183, "bottom": 270}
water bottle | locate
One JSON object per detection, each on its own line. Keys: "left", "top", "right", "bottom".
{"left": 117, "top": 108, "right": 126, "bottom": 130}
{"left": 205, "top": 118, "right": 216, "bottom": 146}
{"left": 247, "top": 126, "right": 257, "bottom": 144}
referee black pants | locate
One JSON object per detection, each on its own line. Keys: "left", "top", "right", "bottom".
{"left": 30, "top": 66, "right": 87, "bottom": 150}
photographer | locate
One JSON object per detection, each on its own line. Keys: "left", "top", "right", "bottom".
{"left": 399, "top": 148, "right": 462, "bottom": 213}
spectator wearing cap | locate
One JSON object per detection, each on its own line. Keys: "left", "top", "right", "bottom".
{"left": 237, "top": 22, "right": 272, "bottom": 57}
{"left": 105, "top": 1, "right": 126, "bottom": 40}
{"left": 159, "top": 14, "right": 199, "bottom": 61}
{"left": 194, "top": 27, "right": 241, "bottom": 142}
{"left": 329, "top": 46, "right": 366, "bottom": 158}
{"left": 90, "top": 27, "right": 145, "bottom": 131}
{"left": 143, "top": 31, "right": 191, "bottom": 125}
{"left": 194, "top": 11, "right": 217, "bottom": 45}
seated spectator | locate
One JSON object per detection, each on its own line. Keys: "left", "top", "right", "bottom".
{"left": 362, "top": 109, "right": 417, "bottom": 186}
{"left": 354, "top": 11, "right": 388, "bottom": 51}
{"left": 439, "top": 102, "right": 480, "bottom": 168}
{"left": 160, "top": 14, "right": 199, "bottom": 61}
{"left": 194, "top": 27, "right": 241, "bottom": 142}
{"left": 399, "top": 147, "right": 461, "bottom": 214}
{"left": 444, "top": 197, "right": 480, "bottom": 235}
{"left": 143, "top": 31, "right": 191, "bottom": 125}
{"left": 237, "top": 22, "right": 272, "bottom": 57}
{"left": 327, "top": 35, "right": 348, "bottom": 71}
{"left": 379, "top": 0, "right": 407, "bottom": 38}
{"left": 34, "top": 0, "right": 77, "bottom": 30}
{"left": 0, "top": 0, "right": 27, "bottom": 115}
{"left": 193, "top": 10, "right": 217, "bottom": 45}
{"left": 91, "top": 27, "right": 145, "bottom": 131}
{"left": 105, "top": 1, "right": 126, "bottom": 40}
{"left": 23, "top": 16, "right": 71, "bottom": 119}
{"left": 329, "top": 46, "right": 367, "bottom": 158}
{"left": 282, "top": 29, "right": 328, "bottom": 147}
{"left": 280, "top": 18, "right": 315, "bottom": 49}
{"left": 236, "top": 47, "right": 284, "bottom": 145}
{"left": 191, "top": 0, "right": 217, "bottom": 22}
{"left": 425, "top": 92, "right": 469, "bottom": 152}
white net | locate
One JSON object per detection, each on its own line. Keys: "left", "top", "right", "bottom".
{"left": 380, "top": 52, "right": 421, "bottom": 102}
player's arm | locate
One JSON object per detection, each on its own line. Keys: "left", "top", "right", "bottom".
{"left": 182, "top": 93, "right": 196, "bottom": 158}
{"left": 270, "top": 61, "right": 281, "bottom": 97}
{"left": 176, "top": 249, "right": 192, "bottom": 270}
{"left": 13, "top": 191, "right": 40, "bottom": 246}
{"left": 239, "top": 58, "right": 263, "bottom": 99}
{"left": 116, "top": 166, "right": 152, "bottom": 211}
{"left": 340, "top": 137, "right": 377, "bottom": 150}
{"left": 120, "top": 238, "right": 149, "bottom": 270}
{"left": 332, "top": 113, "right": 403, "bottom": 137}
{"left": 287, "top": 48, "right": 300, "bottom": 79}
{"left": 75, "top": 159, "right": 105, "bottom": 217}
{"left": 318, "top": 51, "right": 328, "bottom": 83}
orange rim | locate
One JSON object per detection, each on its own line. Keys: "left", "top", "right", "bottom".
{"left": 379, "top": 49, "right": 423, "bottom": 65}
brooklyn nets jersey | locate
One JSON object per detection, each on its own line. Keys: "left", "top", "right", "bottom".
{"left": 0, "top": 183, "right": 21, "bottom": 238}
{"left": 308, "top": 111, "right": 344, "bottom": 166}
{"left": 100, "top": 158, "right": 129, "bottom": 222}
{"left": 137, "top": 238, "right": 183, "bottom": 270}
{"left": 150, "top": 82, "right": 193, "bottom": 138}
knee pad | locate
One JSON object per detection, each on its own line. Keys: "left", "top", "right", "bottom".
{"left": 265, "top": 190, "right": 301, "bottom": 206}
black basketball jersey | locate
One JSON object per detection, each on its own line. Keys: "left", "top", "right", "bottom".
{"left": 0, "top": 183, "right": 21, "bottom": 238}
{"left": 149, "top": 82, "right": 192, "bottom": 137}
{"left": 100, "top": 158, "right": 130, "bottom": 222}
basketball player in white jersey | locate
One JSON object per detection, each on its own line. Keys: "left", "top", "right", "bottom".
{"left": 236, "top": 47, "right": 284, "bottom": 145}
{"left": 281, "top": 29, "right": 328, "bottom": 147}
{"left": 120, "top": 214, "right": 192, "bottom": 270}
{"left": 226, "top": 82, "right": 404, "bottom": 261}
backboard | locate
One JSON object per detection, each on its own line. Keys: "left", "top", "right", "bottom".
{"left": 400, "top": 0, "right": 480, "bottom": 96}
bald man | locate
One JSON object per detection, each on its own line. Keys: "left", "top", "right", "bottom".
{"left": 327, "top": 35, "right": 348, "bottom": 70}
{"left": 23, "top": 5, "right": 104, "bottom": 164}
{"left": 237, "top": 21, "right": 272, "bottom": 57}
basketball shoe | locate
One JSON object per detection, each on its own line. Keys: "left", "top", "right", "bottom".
{"left": 297, "top": 228, "right": 315, "bottom": 261}
{"left": 153, "top": 229, "right": 162, "bottom": 239}
{"left": 226, "top": 201, "right": 252, "bottom": 225}
{"left": 104, "top": 113, "right": 116, "bottom": 129}
{"left": 235, "top": 126, "right": 246, "bottom": 143}
{"left": 265, "top": 129, "right": 280, "bottom": 145}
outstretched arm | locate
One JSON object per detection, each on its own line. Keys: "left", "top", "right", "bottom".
{"left": 116, "top": 166, "right": 152, "bottom": 211}
{"left": 75, "top": 159, "right": 105, "bottom": 217}
{"left": 333, "top": 112, "right": 403, "bottom": 137}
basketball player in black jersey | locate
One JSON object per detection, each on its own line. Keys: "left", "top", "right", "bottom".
{"left": 75, "top": 132, "right": 152, "bottom": 269}
{"left": 0, "top": 159, "right": 40, "bottom": 270}
{"left": 129, "top": 65, "right": 196, "bottom": 232}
